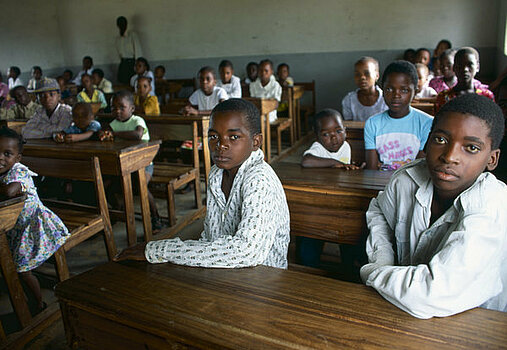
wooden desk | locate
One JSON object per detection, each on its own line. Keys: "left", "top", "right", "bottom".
{"left": 55, "top": 261, "right": 507, "bottom": 349}
{"left": 272, "top": 162, "right": 391, "bottom": 245}
{"left": 411, "top": 100, "right": 436, "bottom": 116}
{"left": 97, "top": 113, "right": 211, "bottom": 184}
{"left": 244, "top": 97, "right": 278, "bottom": 163}
{"left": 0, "top": 195, "right": 30, "bottom": 330}
{"left": 23, "top": 139, "right": 160, "bottom": 246}
{"left": 0, "top": 119, "right": 28, "bottom": 135}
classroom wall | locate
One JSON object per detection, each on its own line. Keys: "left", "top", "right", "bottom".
{"left": 0, "top": 0, "right": 503, "bottom": 111}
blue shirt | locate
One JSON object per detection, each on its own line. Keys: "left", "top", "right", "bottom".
{"left": 64, "top": 120, "right": 101, "bottom": 134}
{"left": 364, "top": 107, "right": 433, "bottom": 168}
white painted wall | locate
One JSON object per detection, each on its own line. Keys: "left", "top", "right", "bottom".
{"left": 0, "top": 0, "right": 502, "bottom": 73}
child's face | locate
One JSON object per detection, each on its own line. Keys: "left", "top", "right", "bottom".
{"left": 317, "top": 115, "right": 346, "bottom": 153}
{"left": 433, "top": 58, "right": 442, "bottom": 77}
{"left": 454, "top": 53, "right": 478, "bottom": 85}
{"left": 219, "top": 66, "right": 233, "bottom": 84}
{"left": 72, "top": 106, "right": 94, "bottom": 131}
{"left": 92, "top": 73, "right": 101, "bottom": 85}
{"left": 416, "top": 67, "right": 428, "bottom": 91}
{"left": 247, "top": 64, "right": 258, "bottom": 81}
{"left": 137, "top": 78, "right": 151, "bottom": 97}
{"left": 435, "top": 42, "right": 450, "bottom": 58}
{"left": 63, "top": 71, "right": 72, "bottom": 82}
{"left": 83, "top": 58, "right": 92, "bottom": 70}
{"left": 57, "top": 78, "right": 66, "bottom": 90}
{"left": 404, "top": 51, "right": 416, "bottom": 64}
{"left": 199, "top": 71, "right": 216, "bottom": 95}
{"left": 354, "top": 61, "right": 378, "bottom": 90}
{"left": 426, "top": 112, "right": 499, "bottom": 201}
{"left": 259, "top": 63, "right": 273, "bottom": 84}
{"left": 135, "top": 61, "right": 147, "bottom": 75}
{"left": 32, "top": 69, "right": 42, "bottom": 80}
{"left": 38, "top": 90, "right": 60, "bottom": 112}
{"left": 81, "top": 75, "right": 93, "bottom": 90}
{"left": 7, "top": 68, "right": 15, "bottom": 79}
{"left": 383, "top": 73, "right": 415, "bottom": 118}
{"left": 440, "top": 55, "right": 455, "bottom": 80}
{"left": 0, "top": 137, "right": 21, "bottom": 176}
{"left": 112, "top": 96, "right": 134, "bottom": 122}
{"left": 13, "top": 88, "right": 30, "bottom": 107}
{"left": 154, "top": 67, "right": 165, "bottom": 80}
{"left": 416, "top": 51, "right": 431, "bottom": 65}
{"left": 208, "top": 111, "right": 261, "bottom": 175}
{"left": 277, "top": 66, "right": 289, "bottom": 81}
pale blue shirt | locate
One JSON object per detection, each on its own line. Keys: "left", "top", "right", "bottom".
{"left": 361, "top": 159, "right": 507, "bottom": 319}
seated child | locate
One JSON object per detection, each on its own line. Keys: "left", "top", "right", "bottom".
{"left": 182, "top": 66, "right": 228, "bottom": 116}
{"left": 277, "top": 63, "right": 294, "bottom": 87}
{"left": 435, "top": 47, "right": 495, "bottom": 111}
{"left": 7, "top": 66, "right": 23, "bottom": 89}
{"left": 92, "top": 69, "right": 113, "bottom": 93}
{"left": 217, "top": 60, "right": 241, "bottom": 98}
{"left": 154, "top": 65, "right": 166, "bottom": 83}
{"left": 99, "top": 90, "right": 162, "bottom": 229}
{"left": 115, "top": 98, "right": 290, "bottom": 268}
{"left": 130, "top": 57, "right": 156, "bottom": 96}
{"left": 0, "top": 86, "right": 39, "bottom": 120}
{"left": 244, "top": 62, "right": 258, "bottom": 85}
{"left": 361, "top": 94, "right": 506, "bottom": 319}
{"left": 0, "top": 127, "right": 69, "bottom": 312}
{"left": 414, "top": 63, "right": 437, "bottom": 99}
{"left": 403, "top": 49, "right": 416, "bottom": 64}
{"left": 342, "top": 57, "right": 388, "bottom": 121}
{"left": 429, "top": 39, "right": 451, "bottom": 72}
{"left": 364, "top": 61, "right": 433, "bottom": 171}
{"left": 77, "top": 74, "right": 107, "bottom": 109}
{"left": 62, "top": 69, "right": 73, "bottom": 85}
{"left": 23, "top": 78, "right": 73, "bottom": 139}
{"left": 56, "top": 76, "right": 72, "bottom": 100}
{"left": 27, "top": 66, "right": 43, "bottom": 91}
{"left": 415, "top": 48, "right": 431, "bottom": 66}
{"left": 72, "top": 56, "right": 94, "bottom": 85}
{"left": 249, "top": 59, "right": 282, "bottom": 123}
{"left": 134, "top": 76, "right": 160, "bottom": 115}
{"left": 53, "top": 102, "right": 101, "bottom": 143}
{"left": 302, "top": 108, "right": 361, "bottom": 169}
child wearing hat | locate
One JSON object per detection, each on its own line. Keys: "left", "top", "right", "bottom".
{"left": 22, "top": 78, "right": 73, "bottom": 139}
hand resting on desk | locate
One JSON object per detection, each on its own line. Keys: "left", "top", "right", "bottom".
{"left": 114, "top": 242, "right": 148, "bottom": 262}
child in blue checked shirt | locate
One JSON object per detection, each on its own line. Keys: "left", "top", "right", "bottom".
{"left": 53, "top": 102, "right": 101, "bottom": 143}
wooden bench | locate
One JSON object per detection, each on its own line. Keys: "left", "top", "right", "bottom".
{"left": 20, "top": 156, "right": 117, "bottom": 281}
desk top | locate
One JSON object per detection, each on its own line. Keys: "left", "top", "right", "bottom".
{"left": 272, "top": 162, "right": 392, "bottom": 192}
{"left": 243, "top": 97, "right": 278, "bottom": 115}
{"left": 97, "top": 113, "right": 210, "bottom": 125}
{"left": 24, "top": 139, "right": 161, "bottom": 155}
{"left": 55, "top": 261, "right": 507, "bottom": 349}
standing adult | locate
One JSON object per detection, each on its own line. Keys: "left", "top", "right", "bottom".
{"left": 115, "top": 16, "right": 142, "bottom": 85}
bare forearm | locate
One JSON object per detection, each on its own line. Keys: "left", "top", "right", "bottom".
{"left": 301, "top": 154, "right": 342, "bottom": 168}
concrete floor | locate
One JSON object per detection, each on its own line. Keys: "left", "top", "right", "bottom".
{"left": 3, "top": 137, "right": 328, "bottom": 349}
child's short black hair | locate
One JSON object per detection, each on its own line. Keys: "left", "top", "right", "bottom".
{"left": 81, "top": 73, "right": 92, "bottom": 80}
{"left": 32, "top": 66, "right": 42, "bottom": 74}
{"left": 439, "top": 48, "right": 456, "bottom": 61}
{"left": 259, "top": 59, "right": 274, "bottom": 70}
{"left": 64, "top": 69, "right": 73, "bottom": 76}
{"left": 313, "top": 109, "right": 343, "bottom": 133}
{"left": 211, "top": 98, "right": 261, "bottom": 135}
{"left": 9, "top": 66, "right": 21, "bottom": 77}
{"left": 455, "top": 47, "right": 480, "bottom": 64}
{"left": 435, "top": 94, "right": 504, "bottom": 149}
{"left": 355, "top": 56, "right": 379, "bottom": 71}
{"left": 112, "top": 90, "right": 134, "bottom": 106}
{"left": 136, "top": 57, "right": 150, "bottom": 71}
{"left": 73, "top": 101, "right": 93, "bottom": 117}
{"left": 198, "top": 66, "right": 216, "bottom": 78}
{"left": 154, "top": 65, "right": 166, "bottom": 73}
{"left": 437, "top": 39, "right": 452, "bottom": 49}
{"left": 83, "top": 56, "right": 93, "bottom": 65}
{"left": 403, "top": 49, "right": 415, "bottom": 58}
{"left": 246, "top": 62, "right": 258, "bottom": 69}
{"left": 416, "top": 48, "right": 431, "bottom": 57}
{"left": 277, "top": 63, "right": 289, "bottom": 71}
{"left": 219, "top": 60, "right": 234, "bottom": 69}
{"left": 10, "top": 85, "right": 27, "bottom": 96}
{"left": 0, "top": 127, "right": 24, "bottom": 153}
{"left": 381, "top": 60, "right": 418, "bottom": 88}
{"left": 92, "top": 68, "right": 104, "bottom": 78}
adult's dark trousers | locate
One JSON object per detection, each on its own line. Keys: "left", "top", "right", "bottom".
{"left": 118, "top": 58, "right": 135, "bottom": 85}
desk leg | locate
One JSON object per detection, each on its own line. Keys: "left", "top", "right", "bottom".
{"left": 121, "top": 174, "right": 137, "bottom": 247}
{"left": 266, "top": 113, "right": 271, "bottom": 163}
{"left": 296, "top": 99, "right": 302, "bottom": 139}
{"left": 137, "top": 169, "right": 153, "bottom": 243}
{"left": 0, "top": 232, "right": 32, "bottom": 328}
